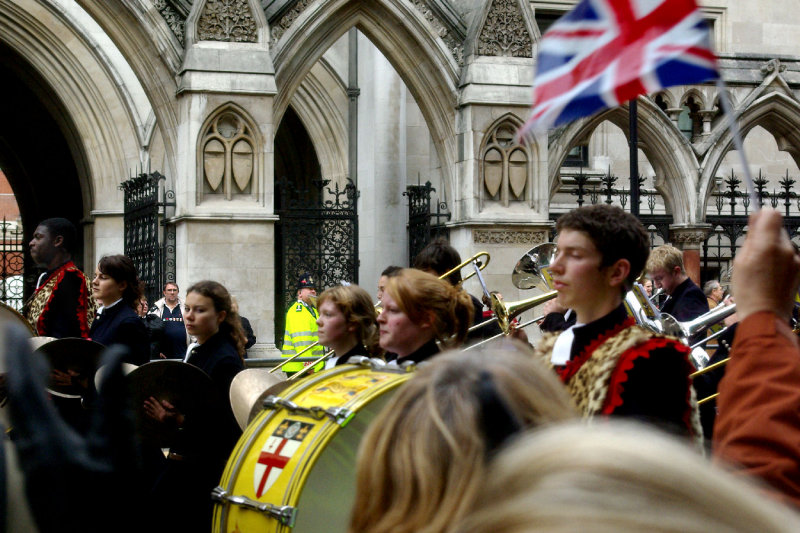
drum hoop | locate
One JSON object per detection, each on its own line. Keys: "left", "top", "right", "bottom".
{"left": 0, "top": 301, "right": 35, "bottom": 336}
{"left": 215, "top": 365, "right": 412, "bottom": 529}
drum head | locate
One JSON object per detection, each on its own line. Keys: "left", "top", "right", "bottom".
{"left": 34, "top": 338, "right": 105, "bottom": 398}
{"left": 0, "top": 300, "right": 35, "bottom": 336}
{"left": 214, "top": 364, "right": 413, "bottom": 533}
{"left": 127, "top": 360, "right": 215, "bottom": 447}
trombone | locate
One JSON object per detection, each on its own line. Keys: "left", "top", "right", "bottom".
{"left": 465, "top": 242, "right": 559, "bottom": 349}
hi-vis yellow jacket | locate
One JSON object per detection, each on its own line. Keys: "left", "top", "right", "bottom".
{"left": 281, "top": 301, "right": 324, "bottom": 372}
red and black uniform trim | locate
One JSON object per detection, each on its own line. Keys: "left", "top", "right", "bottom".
{"left": 554, "top": 304, "right": 696, "bottom": 436}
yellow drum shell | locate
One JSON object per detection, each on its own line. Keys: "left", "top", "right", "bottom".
{"left": 213, "top": 364, "right": 411, "bottom": 533}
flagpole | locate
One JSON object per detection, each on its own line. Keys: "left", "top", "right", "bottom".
{"left": 715, "top": 78, "right": 759, "bottom": 210}
{"left": 629, "top": 98, "right": 640, "bottom": 217}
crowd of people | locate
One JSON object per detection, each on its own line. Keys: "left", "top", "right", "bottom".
{"left": 2, "top": 205, "right": 800, "bottom": 532}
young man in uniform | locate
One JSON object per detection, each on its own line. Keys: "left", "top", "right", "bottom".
{"left": 25, "top": 218, "right": 94, "bottom": 338}
{"left": 535, "top": 204, "right": 699, "bottom": 438}
{"left": 281, "top": 273, "right": 324, "bottom": 372}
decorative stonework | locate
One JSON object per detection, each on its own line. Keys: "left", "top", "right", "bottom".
{"left": 476, "top": 0, "right": 532, "bottom": 58}
{"left": 270, "top": 0, "right": 313, "bottom": 46}
{"left": 761, "top": 58, "right": 786, "bottom": 76}
{"left": 481, "top": 120, "right": 531, "bottom": 207}
{"left": 410, "top": 0, "right": 464, "bottom": 66}
{"left": 670, "top": 227, "right": 711, "bottom": 250}
{"left": 198, "top": 0, "right": 257, "bottom": 42}
{"left": 473, "top": 229, "right": 546, "bottom": 245}
{"left": 154, "top": 0, "right": 186, "bottom": 45}
{"left": 200, "top": 109, "right": 256, "bottom": 201}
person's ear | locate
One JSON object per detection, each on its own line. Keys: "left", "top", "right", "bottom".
{"left": 217, "top": 310, "right": 227, "bottom": 325}
{"left": 53, "top": 235, "right": 64, "bottom": 249}
{"left": 606, "top": 259, "right": 631, "bottom": 288}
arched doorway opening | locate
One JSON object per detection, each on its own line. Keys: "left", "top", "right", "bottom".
{"left": 0, "top": 42, "right": 87, "bottom": 301}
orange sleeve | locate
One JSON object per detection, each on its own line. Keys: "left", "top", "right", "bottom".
{"left": 713, "top": 311, "right": 800, "bottom": 508}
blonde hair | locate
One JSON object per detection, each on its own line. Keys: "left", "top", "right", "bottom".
{"left": 452, "top": 421, "right": 800, "bottom": 533}
{"left": 384, "top": 268, "right": 474, "bottom": 347}
{"left": 646, "top": 244, "right": 685, "bottom": 275}
{"left": 349, "top": 342, "right": 577, "bottom": 533}
{"left": 317, "top": 284, "right": 380, "bottom": 356}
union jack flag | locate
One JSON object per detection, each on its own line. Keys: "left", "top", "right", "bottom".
{"left": 519, "top": 0, "right": 718, "bottom": 137}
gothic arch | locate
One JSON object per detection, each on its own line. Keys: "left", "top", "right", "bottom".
{"left": 291, "top": 62, "right": 349, "bottom": 183}
{"left": 478, "top": 113, "right": 538, "bottom": 209}
{"left": 549, "top": 97, "right": 700, "bottom": 223}
{"left": 652, "top": 91, "right": 676, "bottom": 110}
{"left": 0, "top": 0, "right": 146, "bottom": 214}
{"left": 196, "top": 102, "right": 264, "bottom": 203}
{"left": 272, "top": 0, "right": 460, "bottom": 203}
{"left": 679, "top": 88, "right": 707, "bottom": 109}
{"left": 699, "top": 92, "right": 800, "bottom": 219}
{"left": 69, "top": 0, "right": 181, "bottom": 181}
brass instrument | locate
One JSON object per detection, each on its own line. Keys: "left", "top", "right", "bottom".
{"left": 274, "top": 252, "right": 493, "bottom": 374}
{"left": 439, "top": 251, "right": 491, "bottom": 285}
{"left": 465, "top": 243, "right": 559, "bottom": 349}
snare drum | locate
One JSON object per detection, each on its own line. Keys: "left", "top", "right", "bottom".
{"left": 212, "top": 362, "right": 412, "bottom": 532}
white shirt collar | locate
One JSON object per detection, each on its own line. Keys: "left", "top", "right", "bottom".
{"left": 97, "top": 298, "right": 124, "bottom": 314}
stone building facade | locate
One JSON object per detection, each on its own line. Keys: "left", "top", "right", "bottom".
{"left": 1, "top": 0, "right": 798, "bottom": 353}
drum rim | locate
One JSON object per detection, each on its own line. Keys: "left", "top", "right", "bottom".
{"left": 214, "top": 365, "right": 413, "bottom": 530}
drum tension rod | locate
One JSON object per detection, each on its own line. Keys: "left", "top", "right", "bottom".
{"left": 211, "top": 487, "right": 298, "bottom": 527}
{"left": 262, "top": 395, "right": 355, "bottom": 427}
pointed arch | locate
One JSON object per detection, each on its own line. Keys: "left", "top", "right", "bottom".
{"left": 291, "top": 62, "right": 349, "bottom": 183}
{"left": 0, "top": 0, "right": 154, "bottom": 214}
{"left": 679, "top": 87, "right": 707, "bottom": 109}
{"left": 196, "top": 102, "right": 264, "bottom": 203}
{"left": 67, "top": 0, "right": 181, "bottom": 183}
{"left": 272, "top": 0, "right": 460, "bottom": 202}
{"left": 478, "top": 113, "right": 538, "bottom": 210}
{"left": 549, "top": 97, "right": 700, "bottom": 223}
{"left": 699, "top": 92, "right": 800, "bottom": 218}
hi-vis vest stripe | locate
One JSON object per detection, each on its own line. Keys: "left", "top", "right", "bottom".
{"left": 282, "top": 302, "right": 324, "bottom": 372}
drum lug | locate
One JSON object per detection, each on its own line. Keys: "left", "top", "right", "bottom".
{"left": 262, "top": 395, "right": 356, "bottom": 427}
{"left": 212, "top": 487, "right": 298, "bottom": 527}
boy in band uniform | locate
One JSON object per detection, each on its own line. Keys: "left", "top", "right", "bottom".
{"left": 535, "top": 204, "right": 700, "bottom": 437}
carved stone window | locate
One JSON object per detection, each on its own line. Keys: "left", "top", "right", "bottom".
{"left": 200, "top": 110, "right": 257, "bottom": 201}
{"left": 480, "top": 121, "right": 531, "bottom": 207}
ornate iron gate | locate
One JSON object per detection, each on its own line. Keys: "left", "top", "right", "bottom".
{"left": 275, "top": 177, "right": 359, "bottom": 345}
{"left": 549, "top": 169, "right": 672, "bottom": 248}
{"left": 703, "top": 170, "right": 800, "bottom": 282}
{"left": 404, "top": 181, "right": 451, "bottom": 265}
{"left": 120, "top": 171, "right": 176, "bottom": 304}
{"left": 0, "top": 218, "right": 25, "bottom": 311}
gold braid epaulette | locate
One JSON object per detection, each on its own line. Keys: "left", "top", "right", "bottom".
{"left": 26, "top": 265, "right": 95, "bottom": 334}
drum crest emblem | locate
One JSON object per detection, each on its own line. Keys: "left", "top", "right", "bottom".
{"left": 253, "top": 420, "right": 313, "bottom": 498}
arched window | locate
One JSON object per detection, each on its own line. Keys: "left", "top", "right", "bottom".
{"left": 199, "top": 108, "right": 258, "bottom": 201}
{"left": 480, "top": 120, "right": 532, "bottom": 208}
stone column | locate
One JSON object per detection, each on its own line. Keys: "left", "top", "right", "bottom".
{"left": 699, "top": 110, "right": 716, "bottom": 136}
{"left": 173, "top": 0, "right": 279, "bottom": 354}
{"left": 669, "top": 225, "right": 711, "bottom": 284}
{"left": 666, "top": 108, "right": 683, "bottom": 128}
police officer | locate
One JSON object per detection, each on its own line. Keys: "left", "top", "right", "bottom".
{"left": 281, "top": 273, "right": 324, "bottom": 373}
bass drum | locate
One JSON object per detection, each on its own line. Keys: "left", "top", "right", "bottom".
{"left": 212, "top": 362, "right": 412, "bottom": 533}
